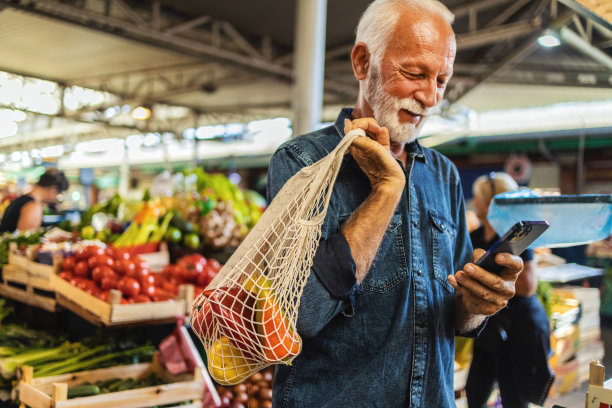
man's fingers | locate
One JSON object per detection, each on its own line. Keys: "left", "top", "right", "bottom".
{"left": 454, "top": 269, "right": 509, "bottom": 308}
{"left": 462, "top": 264, "right": 516, "bottom": 297}
{"left": 495, "top": 253, "right": 524, "bottom": 279}
{"left": 352, "top": 118, "right": 381, "bottom": 135}
{"left": 378, "top": 126, "right": 390, "bottom": 149}
{"left": 344, "top": 118, "right": 351, "bottom": 134}
{"left": 472, "top": 248, "right": 486, "bottom": 263}
{"left": 345, "top": 118, "right": 391, "bottom": 150}
{"left": 447, "top": 274, "right": 459, "bottom": 290}
{"left": 459, "top": 287, "right": 502, "bottom": 316}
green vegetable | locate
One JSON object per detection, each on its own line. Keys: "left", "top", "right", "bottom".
{"left": 68, "top": 373, "right": 167, "bottom": 397}
{"left": 34, "top": 345, "right": 154, "bottom": 377}
{"left": 0, "top": 305, "right": 154, "bottom": 387}
{"left": 170, "top": 213, "right": 193, "bottom": 233}
{"left": 0, "top": 341, "right": 80, "bottom": 379}
{"left": 0, "top": 323, "right": 63, "bottom": 349}
{"left": 0, "top": 230, "right": 44, "bottom": 266}
{"left": 33, "top": 344, "right": 109, "bottom": 377}
{"left": 536, "top": 280, "right": 553, "bottom": 318}
{"left": 68, "top": 384, "right": 100, "bottom": 398}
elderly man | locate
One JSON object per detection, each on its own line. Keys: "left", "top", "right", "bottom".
{"left": 266, "top": 0, "right": 523, "bottom": 406}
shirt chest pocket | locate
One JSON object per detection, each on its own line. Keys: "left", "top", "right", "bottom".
{"left": 429, "top": 211, "right": 457, "bottom": 294}
{"left": 340, "top": 213, "right": 408, "bottom": 293}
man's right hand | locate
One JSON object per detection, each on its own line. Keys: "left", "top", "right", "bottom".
{"left": 344, "top": 118, "right": 405, "bottom": 191}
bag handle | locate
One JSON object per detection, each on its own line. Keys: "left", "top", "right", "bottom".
{"left": 300, "top": 128, "right": 366, "bottom": 225}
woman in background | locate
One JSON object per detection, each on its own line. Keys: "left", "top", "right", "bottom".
{"left": 466, "top": 172, "right": 554, "bottom": 408}
{"left": 0, "top": 169, "right": 68, "bottom": 233}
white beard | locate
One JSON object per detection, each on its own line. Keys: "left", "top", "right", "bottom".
{"left": 364, "top": 66, "right": 429, "bottom": 144}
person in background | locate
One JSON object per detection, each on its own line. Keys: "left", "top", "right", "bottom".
{"left": 466, "top": 171, "right": 554, "bottom": 408}
{"left": 0, "top": 169, "right": 69, "bottom": 233}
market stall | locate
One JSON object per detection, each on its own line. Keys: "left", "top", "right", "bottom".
{"left": 0, "top": 0, "right": 611, "bottom": 407}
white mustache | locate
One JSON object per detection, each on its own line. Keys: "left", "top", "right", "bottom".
{"left": 397, "top": 98, "right": 430, "bottom": 117}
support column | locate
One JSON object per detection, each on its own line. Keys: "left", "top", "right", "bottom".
{"left": 292, "top": 0, "right": 327, "bottom": 136}
{"left": 118, "top": 145, "right": 129, "bottom": 196}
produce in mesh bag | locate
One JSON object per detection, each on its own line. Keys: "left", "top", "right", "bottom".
{"left": 190, "top": 130, "right": 365, "bottom": 384}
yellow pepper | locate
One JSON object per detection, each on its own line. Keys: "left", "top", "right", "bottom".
{"left": 207, "top": 336, "right": 254, "bottom": 385}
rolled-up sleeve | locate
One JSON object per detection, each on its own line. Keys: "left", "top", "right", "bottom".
{"left": 267, "top": 146, "right": 358, "bottom": 338}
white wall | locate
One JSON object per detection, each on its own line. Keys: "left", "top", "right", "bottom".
{"left": 529, "top": 163, "right": 560, "bottom": 190}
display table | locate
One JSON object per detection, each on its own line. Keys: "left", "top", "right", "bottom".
{"left": 537, "top": 263, "right": 604, "bottom": 283}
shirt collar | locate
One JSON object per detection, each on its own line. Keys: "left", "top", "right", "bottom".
{"left": 334, "top": 108, "right": 427, "bottom": 164}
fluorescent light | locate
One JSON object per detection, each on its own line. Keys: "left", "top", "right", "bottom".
{"left": 125, "top": 134, "right": 144, "bottom": 149}
{"left": 0, "top": 121, "right": 18, "bottom": 138}
{"left": 40, "top": 145, "right": 65, "bottom": 158}
{"left": 537, "top": 33, "right": 561, "bottom": 47}
{"left": 143, "top": 133, "right": 160, "bottom": 146}
{"left": 104, "top": 106, "right": 120, "bottom": 118}
{"left": 195, "top": 125, "right": 225, "bottom": 140}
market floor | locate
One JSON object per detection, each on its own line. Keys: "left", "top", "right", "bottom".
{"left": 543, "top": 317, "right": 612, "bottom": 408}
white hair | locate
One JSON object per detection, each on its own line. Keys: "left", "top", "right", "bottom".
{"left": 355, "top": 0, "right": 455, "bottom": 70}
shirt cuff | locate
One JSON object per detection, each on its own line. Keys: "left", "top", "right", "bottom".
{"left": 311, "top": 232, "right": 359, "bottom": 304}
{"left": 457, "top": 316, "right": 490, "bottom": 338}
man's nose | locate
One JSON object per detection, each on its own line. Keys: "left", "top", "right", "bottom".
{"left": 414, "top": 79, "right": 439, "bottom": 108}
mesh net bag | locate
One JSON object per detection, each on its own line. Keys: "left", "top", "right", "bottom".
{"left": 190, "top": 129, "right": 364, "bottom": 385}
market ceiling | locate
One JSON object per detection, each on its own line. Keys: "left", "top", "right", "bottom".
{"left": 0, "top": 0, "right": 611, "bottom": 153}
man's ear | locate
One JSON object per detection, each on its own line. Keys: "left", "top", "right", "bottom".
{"left": 351, "top": 42, "right": 370, "bottom": 81}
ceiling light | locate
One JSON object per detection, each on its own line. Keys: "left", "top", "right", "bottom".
{"left": 131, "top": 106, "right": 151, "bottom": 120}
{"left": 537, "top": 33, "right": 561, "bottom": 48}
{"left": 143, "top": 133, "right": 160, "bottom": 146}
{"left": 40, "top": 145, "right": 65, "bottom": 158}
{"left": 0, "top": 122, "right": 18, "bottom": 138}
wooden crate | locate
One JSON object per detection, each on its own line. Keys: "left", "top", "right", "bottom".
{"left": 18, "top": 358, "right": 205, "bottom": 408}
{"left": 51, "top": 275, "right": 192, "bottom": 326}
{"left": 138, "top": 251, "right": 169, "bottom": 273}
{"left": 586, "top": 360, "right": 612, "bottom": 408}
{"left": 7, "top": 243, "right": 60, "bottom": 279}
{"left": 0, "top": 265, "right": 58, "bottom": 312}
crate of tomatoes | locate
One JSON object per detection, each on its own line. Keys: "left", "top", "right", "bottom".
{"left": 52, "top": 245, "right": 192, "bottom": 326}
{"left": 161, "top": 253, "right": 223, "bottom": 298}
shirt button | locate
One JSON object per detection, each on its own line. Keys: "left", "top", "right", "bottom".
{"left": 414, "top": 374, "right": 422, "bottom": 381}
{"left": 416, "top": 269, "right": 422, "bottom": 276}
{"left": 412, "top": 219, "right": 418, "bottom": 227}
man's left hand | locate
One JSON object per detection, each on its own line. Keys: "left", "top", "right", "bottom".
{"left": 448, "top": 249, "right": 523, "bottom": 316}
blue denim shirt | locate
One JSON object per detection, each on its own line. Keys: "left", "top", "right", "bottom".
{"left": 267, "top": 109, "right": 475, "bottom": 407}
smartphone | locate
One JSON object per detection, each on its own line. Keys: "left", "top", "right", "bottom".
{"left": 475, "top": 221, "right": 549, "bottom": 274}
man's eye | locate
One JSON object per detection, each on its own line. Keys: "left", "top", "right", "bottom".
{"left": 403, "top": 71, "right": 424, "bottom": 79}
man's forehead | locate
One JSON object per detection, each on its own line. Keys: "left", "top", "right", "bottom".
{"left": 392, "top": 12, "right": 456, "bottom": 56}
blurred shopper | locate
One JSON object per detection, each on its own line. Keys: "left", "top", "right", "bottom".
{"left": 0, "top": 169, "right": 69, "bottom": 233}
{"left": 466, "top": 172, "right": 554, "bottom": 408}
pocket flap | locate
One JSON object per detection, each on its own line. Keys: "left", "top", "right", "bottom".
{"left": 428, "top": 211, "right": 455, "bottom": 235}
{"left": 387, "top": 213, "right": 402, "bottom": 232}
